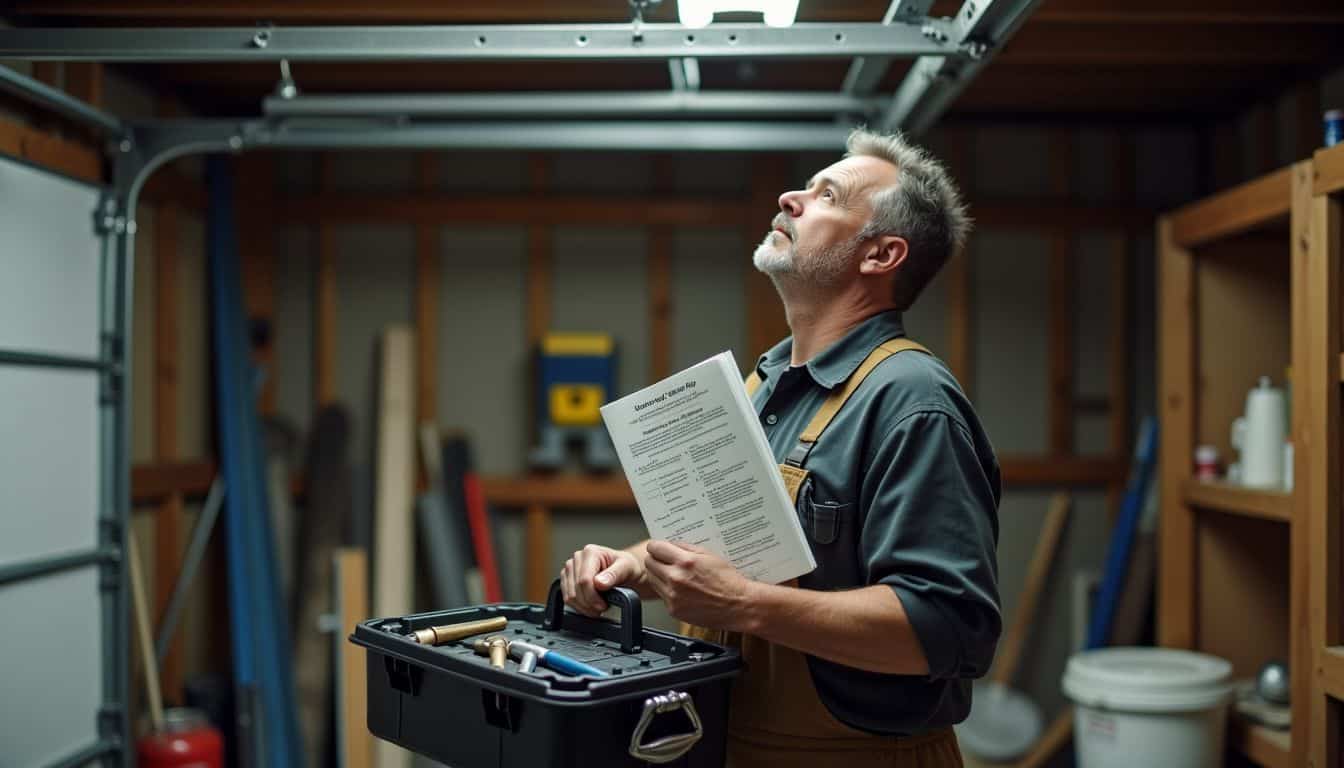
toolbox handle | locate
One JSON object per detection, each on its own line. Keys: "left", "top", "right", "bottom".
{"left": 543, "top": 578, "right": 642, "bottom": 654}
{"left": 628, "top": 690, "right": 703, "bottom": 764}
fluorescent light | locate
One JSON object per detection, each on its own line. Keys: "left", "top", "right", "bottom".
{"left": 679, "top": 0, "right": 801, "bottom": 28}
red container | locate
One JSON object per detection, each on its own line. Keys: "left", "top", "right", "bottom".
{"left": 136, "top": 707, "right": 223, "bottom": 768}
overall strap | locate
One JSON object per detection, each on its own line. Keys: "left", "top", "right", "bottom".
{"left": 745, "top": 371, "right": 763, "bottom": 397}
{"left": 784, "top": 337, "right": 929, "bottom": 467}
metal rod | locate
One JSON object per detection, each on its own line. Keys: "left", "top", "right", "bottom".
{"left": 0, "top": 64, "right": 124, "bottom": 136}
{"left": 243, "top": 119, "right": 852, "bottom": 151}
{"left": 0, "top": 547, "right": 118, "bottom": 586}
{"left": 0, "top": 22, "right": 960, "bottom": 62}
{"left": 155, "top": 477, "right": 225, "bottom": 663}
{"left": 882, "top": 0, "right": 1042, "bottom": 133}
{"left": 46, "top": 739, "right": 120, "bottom": 768}
{"left": 262, "top": 91, "right": 880, "bottom": 119}
{"left": 0, "top": 348, "right": 113, "bottom": 371}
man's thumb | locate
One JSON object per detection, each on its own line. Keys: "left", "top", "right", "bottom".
{"left": 596, "top": 563, "right": 627, "bottom": 587}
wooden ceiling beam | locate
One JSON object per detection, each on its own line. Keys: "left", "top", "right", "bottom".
{"left": 1000, "top": 22, "right": 1344, "bottom": 65}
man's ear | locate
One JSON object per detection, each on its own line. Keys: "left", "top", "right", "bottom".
{"left": 858, "top": 235, "right": 908, "bottom": 276}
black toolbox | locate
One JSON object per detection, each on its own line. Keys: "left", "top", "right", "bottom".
{"left": 350, "top": 579, "right": 743, "bottom": 767}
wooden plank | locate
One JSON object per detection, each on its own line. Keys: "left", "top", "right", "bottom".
{"left": 236, "top": 154, "right": 277, "bottom": 415}
{"left": 649, "top": 154, "right": 675, "bottom": 382}
{"left": 1170, "top": 166, "right": 1293, "bottom": 248}
{"left": 1315, "top": 143, "right": 1344, "bottom": 196}
{"left": 152, "top": 198, "right": 184, "bottom": 702}
{"left": 1048, "top": 129, "right": 1075, "bottom": 456}
{"left": 1110, "top": 133, "right": 1134, "bottom": 459}
{"left": 1303, "top": 165, "right": 1343, "bottom": 768}
{"left": 998, "top": 456, "right": 1127, "bottom": 486}
{"left": 415, "top": 151, "right": 440, "bottom": 433}
{"left": 1157, "top": 216, "right": 1197, "bottom": 650}
{"left": 1182, "top": 478, "right": 1292, "bottom": 523}
{"left": 275, "top": 193, "right": 1154, "bottom": 233}
{"left": 1228, "top": 718, "right": 1293, "bottom": 768}
{"left": 992, "top": 493, "right": 1070, "bottom": 687}
{"left": 525, "top": 504, "right": 552, "bottom": 603}
{"left": 944, "top": 128, "right": 973, "bottom": 394}
{"left": 526, "top": 156, "right": 552, "bottom": 348}
{"left": 371, "top": 326, "right": 415, "bottom": 768}
{"left": 279, "top": 193, "right": 749, "bottom": 227}
{"left": 335, "top": 548, "right": 372, "bottom": 768}
{"left": 18, "top": 0, "right": 1344, "bottom": 24}
{"left": 132, "top": 460, "right": 214, "bottom": 505}
{"left": 1013, "top": 708, "right": 1072, "bottom": 768}
{"left": 141, "top": 167, "right": 208, "bottom": 211}
{"left": 315, "top": 154, "right": 337, "bottom": 407}
{"left": 483, "top": 475, "right": 635, "bottom": 509}
{"left": 29, "top": 62, "right": 59, "bottom": 88}
{"left": 1321, "top": 647, "right": 1344, "bottom": 701}
{"left": 744, "top": 155, "right": 791, "bottom": 361}
{"left": 1288, "top": 159, "right": 1315, "bottom": 768}
{"left": 64, "top": 63, "right": 103, "bottom": 107}
{"left": 0, "top": 115, "right": 102, "bottom": 184}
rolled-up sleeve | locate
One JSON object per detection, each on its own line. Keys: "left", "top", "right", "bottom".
{"left": 860, "top": 407, "right": 1001, "bottom": 680}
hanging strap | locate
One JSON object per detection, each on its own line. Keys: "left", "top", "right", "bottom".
{"left": 785, "top": 337, "right": 928, "bottom": 467}
{"left": 745, "top": 371, "right": 763, "bottom": 396}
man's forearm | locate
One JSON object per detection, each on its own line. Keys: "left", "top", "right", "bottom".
{"left": 741, "top": 582, "right": 930, "bottom": 676}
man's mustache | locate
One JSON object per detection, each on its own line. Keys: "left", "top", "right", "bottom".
{"left": 771, "top": 214, "right": 795, "bottom": 240}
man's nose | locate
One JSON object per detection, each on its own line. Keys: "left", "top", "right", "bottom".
{"left": 777, "top": 189, "right": 803, "bottom": 217}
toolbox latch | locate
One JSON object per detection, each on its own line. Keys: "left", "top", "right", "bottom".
{"left": 628, "top": 690, "right": 703, "bottom": 764}
{"left": 384, "top": 656, "right": 424, "bottom": 696}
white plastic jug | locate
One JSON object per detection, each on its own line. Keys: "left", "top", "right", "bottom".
{"left": 1231, "top": 376, "right": 1286, "bottom": 488}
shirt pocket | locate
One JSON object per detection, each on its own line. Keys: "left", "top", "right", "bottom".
{"left": 797, "top": 477, "right": 860, "bottom": 588}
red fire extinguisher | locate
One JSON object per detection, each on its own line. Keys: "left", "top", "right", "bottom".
{"left": 136, "top": 707, "right": 223, "bottom": 768}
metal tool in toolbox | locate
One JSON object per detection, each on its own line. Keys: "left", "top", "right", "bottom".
{"left": 350, "top": 579, "right": 743, "bottom": 767}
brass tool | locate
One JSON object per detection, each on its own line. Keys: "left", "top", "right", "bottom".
{"left": 472, "top": 635, "right": 510, "bottom": 669}
{"left": 408, "top": 616, "right": 507, "bottom": 646}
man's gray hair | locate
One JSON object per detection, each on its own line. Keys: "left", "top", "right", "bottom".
{"left": 846, "top": 127, "right": 971, "bottom": 311}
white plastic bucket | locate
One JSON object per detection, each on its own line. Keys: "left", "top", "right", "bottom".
{"left": 1061, "top": 647, "right": 1233, "bottom": 768}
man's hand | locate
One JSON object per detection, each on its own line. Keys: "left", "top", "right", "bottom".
{"left": 560, "top": 544, "right": 647, "bottom": 616}
{"left": 643, "top": 540, "right": 756, "bottom": 632}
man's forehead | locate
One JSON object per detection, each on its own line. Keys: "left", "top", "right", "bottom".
{"left": 808, "top": 155, "right": 898, "bottom": 192}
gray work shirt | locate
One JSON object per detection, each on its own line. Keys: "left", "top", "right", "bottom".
{"left": 750, "top": 309, "right": 1002, "bottom": 736}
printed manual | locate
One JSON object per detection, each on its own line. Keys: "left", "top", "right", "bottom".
{"left": 599, "top": 351, "right": 816, "bottom": 584}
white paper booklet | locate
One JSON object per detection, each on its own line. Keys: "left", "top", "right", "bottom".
{"left": 599, "top": 351, "right": 816, "bottom": 584}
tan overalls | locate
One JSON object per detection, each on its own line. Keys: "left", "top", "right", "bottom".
{"left": 681, "top": 338, "right": 963, "bottom": 768}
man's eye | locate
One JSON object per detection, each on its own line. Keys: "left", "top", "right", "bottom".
{"left": 821, "top": 189, "right": 835, "bottom": 201}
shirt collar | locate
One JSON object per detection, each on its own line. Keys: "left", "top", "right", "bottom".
{"left": 754, "top": 310, "right": 907, "bottom": 390}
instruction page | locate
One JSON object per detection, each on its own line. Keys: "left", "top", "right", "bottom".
{"left": 600, "top": 351, "right": 815, "bottom": 584}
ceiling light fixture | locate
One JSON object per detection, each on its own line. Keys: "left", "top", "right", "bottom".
{"left": 679, "top": 0, "right": 800, "bottom": 28}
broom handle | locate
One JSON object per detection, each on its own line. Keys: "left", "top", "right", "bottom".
{"left": 992, "top": 493, "right": 1071, "bottom": 687}
{"left": 128, "top": 535, "right": 166, "bottom": 733}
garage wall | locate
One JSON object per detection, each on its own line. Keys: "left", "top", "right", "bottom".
{"left": 259, "top": 123, "right": 1179, "bottom": 709}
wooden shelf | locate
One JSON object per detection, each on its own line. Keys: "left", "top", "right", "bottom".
{"left": 1229, "top": 717, "right": 1292, "bottom": 768}
{"left": 1321, "top": 647, "right": 1344, "bottom": 701}
{"left": 1170, "top": 166, "right": 1293, "bottom": 248}
{"left": 1314, "top": 142, "right": 1344, "bottom": 196}
{"left": 479, "top": 474, "right": 635, "bottom": 509}
{"left": 1183, "top": 478, "right": 1293, "bottom": 523}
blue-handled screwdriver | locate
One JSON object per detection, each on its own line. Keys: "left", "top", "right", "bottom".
{"left": 508, "top": 639, "right": 607, "bottom": 677}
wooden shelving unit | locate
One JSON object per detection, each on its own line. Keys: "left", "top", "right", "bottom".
{"left": 1229, "top": 718, "right": 1293, "bottom": 768}
{"left": 1305, "top": 141, "right": 1344, "bottom": 768}
{"left": 1182, "top": 479, "right": 1292, "bottom": 523}
{"left": 1159, "top": 145, "right": 1343, "bottom": 767}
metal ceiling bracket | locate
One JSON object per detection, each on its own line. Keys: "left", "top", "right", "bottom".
{"left": 881, "top": 0, "right": 1041, "bottom": 135}
{"left": 0, "top": 21, "right": 962, "bottom": 62}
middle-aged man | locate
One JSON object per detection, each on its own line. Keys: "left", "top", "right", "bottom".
{"left": 560, "top": 127, "right": 1001, "bottom": 768}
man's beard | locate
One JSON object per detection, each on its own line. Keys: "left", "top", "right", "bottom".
{"left": 753, "top": 229, "right": 860, "bottom": 289}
